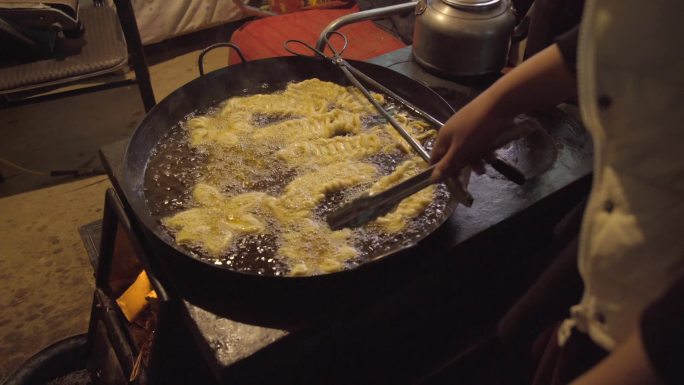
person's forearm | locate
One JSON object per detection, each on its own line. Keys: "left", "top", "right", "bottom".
{"left": 570, "top": 330, "right": 661, "bottom": 385}
{"left": 478, "top": 43, "right": 577, "bottom": 121}
{"left": 430, "top": 43, "right": 577, "bottom": 179}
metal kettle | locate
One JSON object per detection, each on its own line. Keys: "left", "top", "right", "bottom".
{"left": 412, "top": 0, "right": 515, "bottom": 78}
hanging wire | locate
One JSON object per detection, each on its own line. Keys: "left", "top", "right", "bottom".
{"left": 0, "top": 157, "right": 49, "bottom": 176}
{"left": 0, "top": 157, "right": 105, "bottom": 177}
{"left": 198, "top": 43, "right": 247, "bottom": 76}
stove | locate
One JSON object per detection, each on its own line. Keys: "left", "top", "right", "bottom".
{"left": 87, "top": 47, "right": 593, "bottom": 385}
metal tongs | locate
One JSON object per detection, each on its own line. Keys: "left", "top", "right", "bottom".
{"left": 284, "top": 33, "right": 433, "bottom": 160}
{"left": 284, "top": 33, "right": 525, "bottom": 229}
{"left": 326, "top": 124, "right": 532, "bottom": 230}
{"left": 327, "top": 164, "right": 438, "bottom": 230}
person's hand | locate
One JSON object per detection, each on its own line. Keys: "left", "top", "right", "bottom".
{"left": 429, "top": 43, "right": 577, "bottom": 183}
{"left": 430, "top": 96, "right": 506, "bottom": 182}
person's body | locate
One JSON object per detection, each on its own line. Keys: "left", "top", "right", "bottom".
{"left": 430, "top": 0, "right": 684, "bottom": 384}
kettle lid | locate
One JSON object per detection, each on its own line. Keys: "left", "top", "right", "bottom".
{"left": 442, "top": 0, "right": 501, "bottom": 10}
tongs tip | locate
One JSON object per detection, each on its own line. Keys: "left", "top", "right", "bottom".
{"left": 326, "top": 193, "right": 382, "bottom": 231}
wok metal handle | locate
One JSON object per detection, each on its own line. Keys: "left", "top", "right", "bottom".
{"left": 198, "top": 43, "right": 247, "bottom": 76}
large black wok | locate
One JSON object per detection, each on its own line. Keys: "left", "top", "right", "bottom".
{"left": 122, "top": 56, "right": 458, "bottom": 324}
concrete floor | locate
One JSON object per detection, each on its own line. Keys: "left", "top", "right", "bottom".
{"left": 0, "top": 43, "right": 229, "bottom": 381}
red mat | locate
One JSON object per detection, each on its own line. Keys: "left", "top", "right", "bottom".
{"left": 229, "top": 6, "right": 406, "bottom": 65}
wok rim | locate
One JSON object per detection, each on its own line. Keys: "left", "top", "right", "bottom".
{"left": 122, "top": 55, "right": 457, "bottom": 282}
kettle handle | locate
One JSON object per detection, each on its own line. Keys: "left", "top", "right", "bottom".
{"left": 416, "top": 0, "right": 427, "bottom": 15}
{"left": 511, "top": 1, "right": 532, "bottom": 43}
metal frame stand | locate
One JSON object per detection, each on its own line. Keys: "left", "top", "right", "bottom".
{"left": 316, "top": 1, "right": 417, "bottom": 51}
{"left": 86, "top": 188, "right": 218, "bottom": 385}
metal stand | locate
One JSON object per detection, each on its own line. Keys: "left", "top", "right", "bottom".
{"left": 316, "top": 1, "right": 418, "bottom": 51}
{"left": 86, "top": 188, "right": 217, "bottom": 385}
